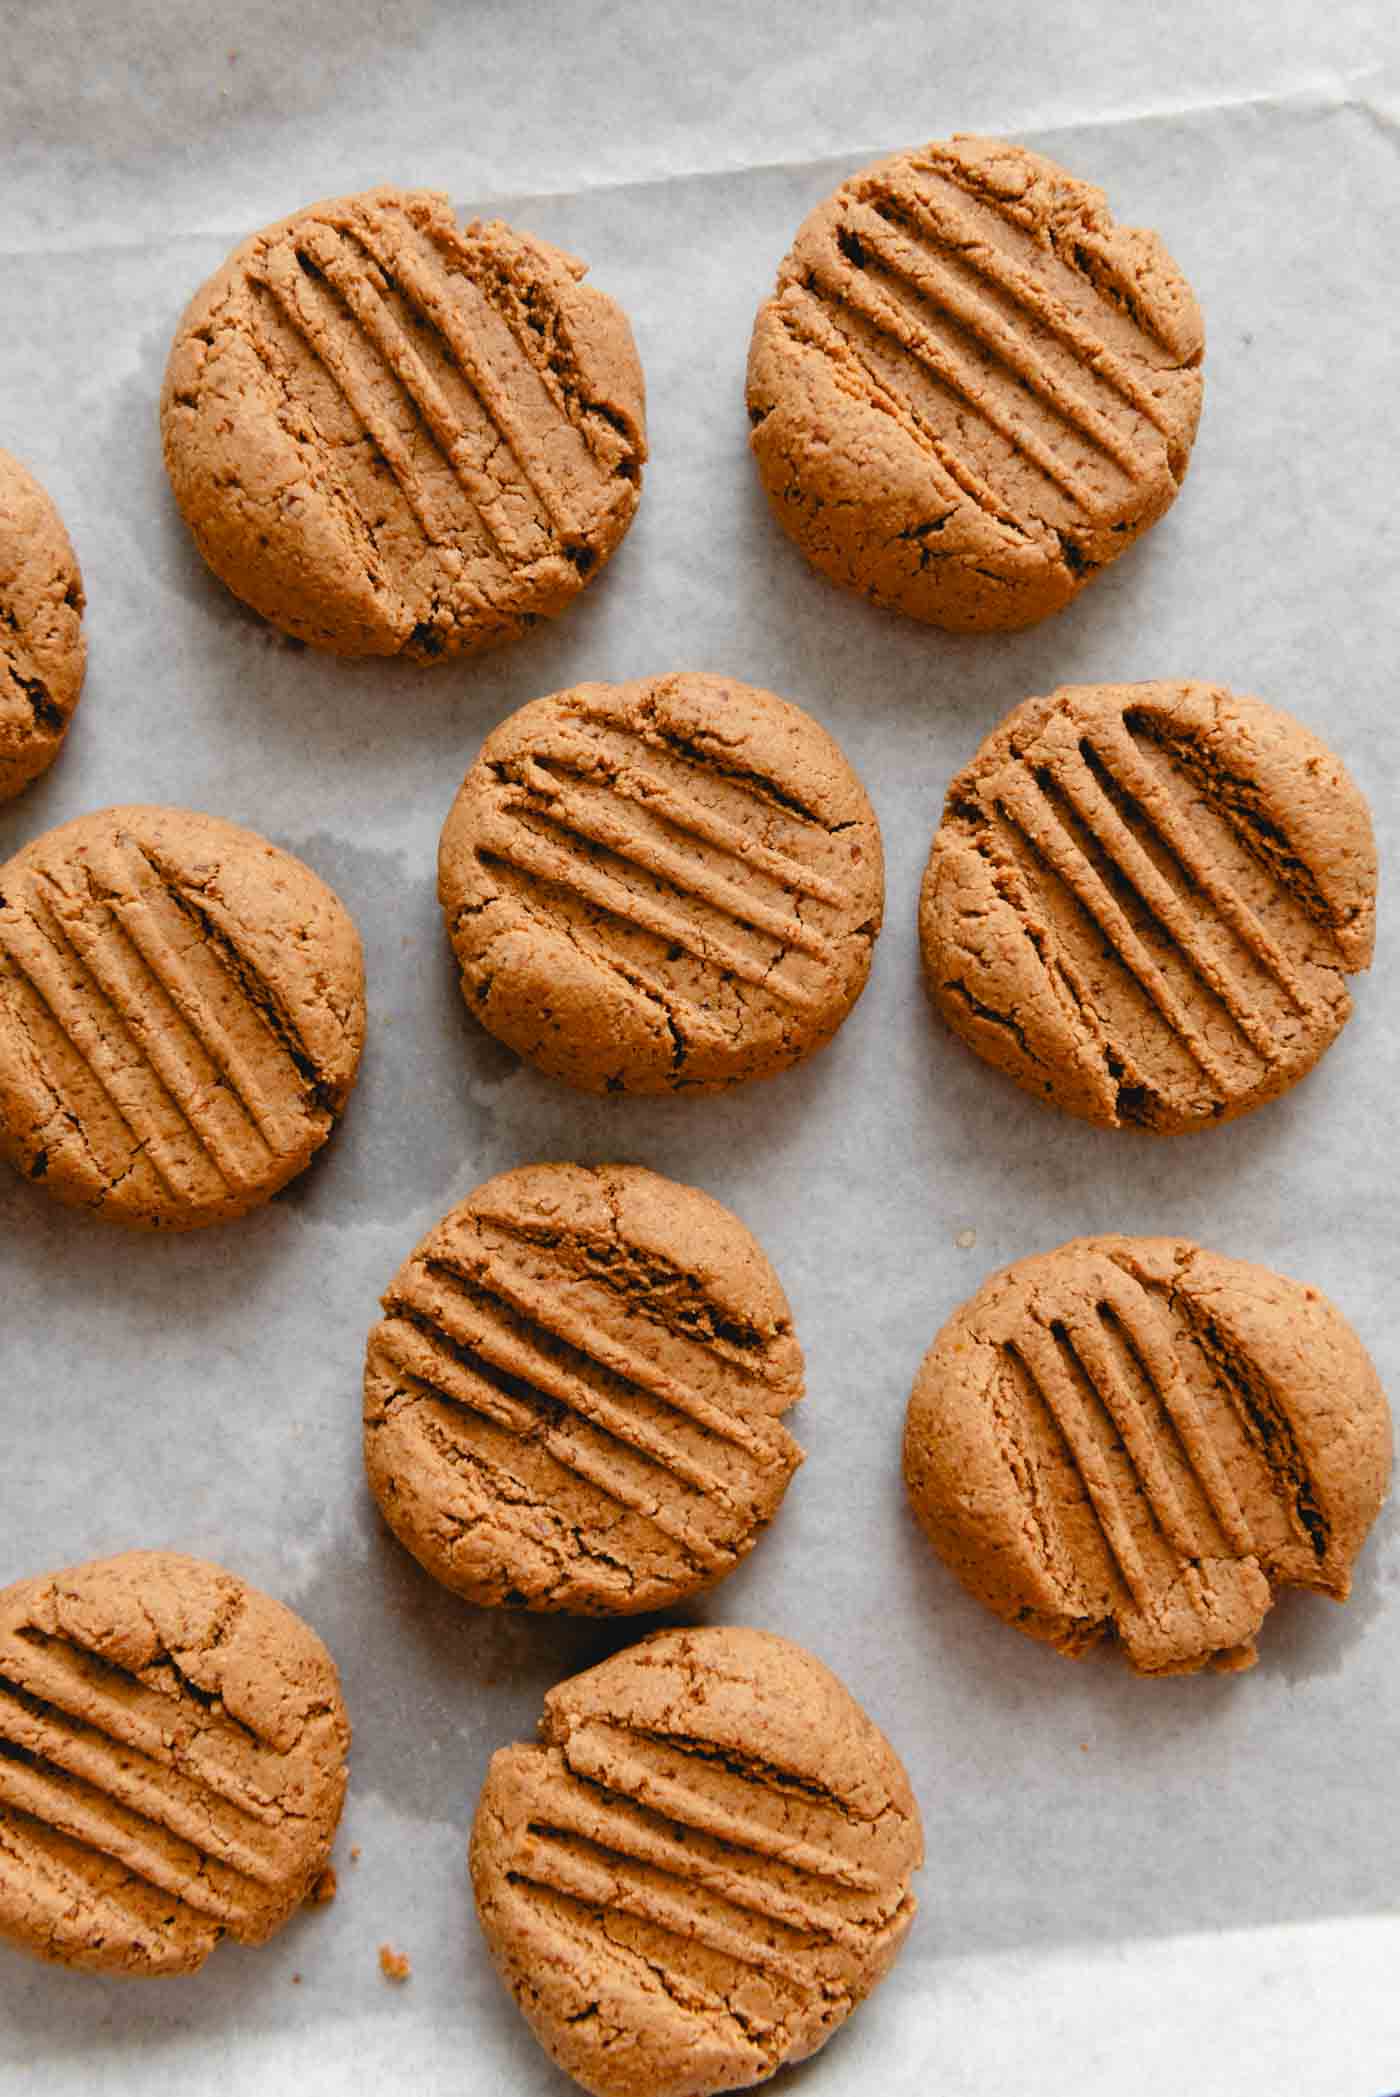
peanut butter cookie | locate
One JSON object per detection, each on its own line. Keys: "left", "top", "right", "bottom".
{"left": 438, "top": 672, "right": 884, "bottom": 1093}
{"left": 161, "top": 187, "right": 646, "bottom": 660}
{"left": 0, "top": 1551, "right": 349, "bottom": 1974}
{"left": 903, "top": 1237, "right": 1392, "bottom": 1675}
{"left": 919, "top": 681, "right": 1376, "bottom": 1132}
{"left": 0, "top": 805, "right": 366, "bottom": 1226}
{"left": 748, "top": 135, "right": 1203, "bottom": 630}
{"left": 364, "top": 1163, "right": 804, "bottom": 1613}
{"left": 471, "top": 1625, "right": 923, "bottom": 2096}
{"left": 0, "top": 449, "right": 85, "bottom": 801}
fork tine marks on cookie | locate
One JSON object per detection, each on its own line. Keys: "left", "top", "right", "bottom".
{"left": 0, "top": 1554, "right": 349, "bottom": 1975}
{"left": 798, "top": 242, "right": 1116, "bottom": 515}
{"left": 992, "top": 765, "right": 1236, "bottom": 1090}
{"left": 386, "top": 1257, "right": 776, "bottom": 1475}
{"left": 507, "top": 1756, "right": 886, "bottom": 1948}
{"left": 0, "top": 807, "right": 365, "bottom": 1226}
{"left": 368, "top": 1296, "right": 752, "bottom": 1577}
{"left": 1082, "top": 714, "right": 1335, "bottom": 1016}
{"left": 472, "top": 1628, "right": 922, "bottom": 2097}
{"left": 530, "top": 719, "right": 851, "bottom": 906}
{"left": 844, "top": 201, "right": 1151, "bottom": 471}
{"left": 162, "top": 189, "right": 645, "bottom": 659}
{"left": 0, "top": 881, "right": 229, "bottom": 1206}
{"left": 922, "top": 682, "right": 1373, "bottom": 1131}
{"left": 0, "top": 1801, "right": 222, "bottom": 1975}
{"left": 488, "top": 771, "right": 832, "bottom": 960}
{"left": 473, "top": 809, "right": 822, "bottom": 1006}
{"left": 291, "top": 222, "right": 557, "bottom": 566}
{"left": 873, "top": 167, "right": 1193, "bottom": 414}
{"left": 0, "top": 1631, "right": 295, "bottom": 1809}
{"left": 364, "top": 1167, "right": 805, "bottom": 1615}
{"left": 904, "top": 1237, "right": 1390, "bottom": 1674}
{"left": 773, "top": 288, "right": 1027, "bottom": 543}
{"left": 439, "top": 674, "right": 884, "bottom": 1094}
{"left": 356, "top": 204, "right": 620, "bottom": 536}
{"left": 748, "top": 137, "right": 1203, "bottom": 629}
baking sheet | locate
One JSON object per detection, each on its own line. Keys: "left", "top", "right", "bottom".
{"left": 2, "top": 2, "right": 1399, "bottom": 2090}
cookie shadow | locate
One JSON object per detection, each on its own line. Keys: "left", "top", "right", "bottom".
{"left": 723, "top": 447, "right": 1210, "bottom": 766}
{"left": 289, "top": 1493, "right": 688, "bottom": 1825}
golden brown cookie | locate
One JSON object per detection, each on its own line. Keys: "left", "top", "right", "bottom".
{"left": 919, "top": 681, "right": 1376, "bottom": 1133}
{"left": 0, "top": 805, "right": 366, "bottom": 1227}
{"left": 903, "top": 1237, "right": 1392, "bottom": 1676}
{"left": 0, "top": 449, "right": 85, "bottom": 801}
{"left": 0, "top": 1550, "right": 350, "bottom": 1975}
{"left": 364, "top": 1163, "right": 804, "bottom": 1613}
{"left": 438, "top": 673, "right": 884, "bottom": 1093}
{"left": 161, "top": 187, "right": 646, "bottom": 660}
{"left": 471, "top": 1625, "right": 923, "bottom": 2097}
{"left": 747, "top": 135, "right": 1203, "bottom": 631}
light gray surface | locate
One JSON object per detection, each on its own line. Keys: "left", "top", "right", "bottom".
{"left": 1, "top": 4, "right": 1398, "bottom": 2092}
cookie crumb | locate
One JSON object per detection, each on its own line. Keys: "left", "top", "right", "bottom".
{"left": 307, "top": 1866, "right": 337, "bottom": 1906}
{"left": 379, "top": 1943, "right": 411, "bottom": 1983}
{"left": 291, "top": 1973, "right": 302, "bottom": 1985}
{"left": 955, "top": 1228, "right": 977, "bottom": 1250}
{"left": 350, "top": 1846, "right": 362, "bottom": 1864}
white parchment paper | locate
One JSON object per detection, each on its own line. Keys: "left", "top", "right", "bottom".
{"left": 2, "top": 4, "right": 1398, "bottom": 2091}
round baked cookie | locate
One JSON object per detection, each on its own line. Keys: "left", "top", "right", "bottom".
{"left": 0, "top": 1550, "right": 350, "bottom": 1975}
{"left": 0, "top": 805, "right": 366, "bottom": 1227}
{"left": 160, "top": 186, "right": 646, "bottom": 661}
{"left": 747, "top": 134, "right": 1203, "bottom": 631}
{"left": 471, "top": 1625, "right": 923, "bottom": 2097}
{"left": 904, "top": 1237, "right": 1392, "bottom": 1677}
{"left": 438, "top": 672, "right": 884, "bottom": 1093}
{"left": 920, "top": 680, "right": 1376, "bottom": 1133}
{"left": 365, "top": 1163, "right": 804, "bottom": 1613}
{"left": 0, "top": 449, "right": 85, "bottom": 801}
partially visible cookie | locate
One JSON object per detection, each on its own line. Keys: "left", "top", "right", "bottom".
{"left": 903, "top": 1237, "right": 1392, "bottom": 1676}
{"left": 0, "top": 1550, "right": 350, "bottom": 1975}
{"left": 0, "top": 450, "right": 85, "bottom": 801}
{"left": 919, "top": 680, "right": 1376, "bottom": 1132}
{"left": 438, "top": 672, "right": 884, "bottom": 1093}
{"left": 364, "top": 1163, "right": 804, "bottom": 1613}
{"left": 471, "top": 1625, "right": 923, "bottom": 2097}
{"left": 161, "top": 187, "right": 646, "bottom": 660}
{"left": 747, "top": 135, "right": 1203, "bottom": 631}
{"left": 0, "top": 805, "right": 366, "bottom": 1227}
